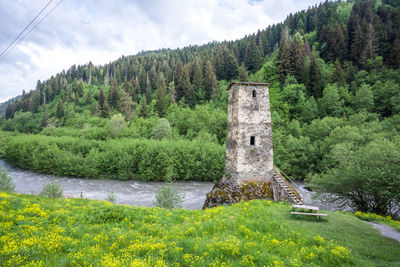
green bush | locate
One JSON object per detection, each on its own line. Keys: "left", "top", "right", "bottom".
{"left": 106, "top": 189, "right": 116, "bottom": 203}
{"left": 154, "top": 183, "right": 184, "bottom": 209}
{"left": 3, "top": 134, "right": 225, "bottom": 181}
{"left": 40, "top": 180, "right": 63, "bottom": 198}
{"left": 0, "top": 167, "right": 15, "bottom": 192}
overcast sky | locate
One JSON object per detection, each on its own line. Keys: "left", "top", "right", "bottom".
{"left": 0, "top": 0, "right": 323, "bottom": 103}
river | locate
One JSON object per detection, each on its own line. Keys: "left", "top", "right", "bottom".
{"left": 1, "top": 159, "right": 341, "bottom": 211}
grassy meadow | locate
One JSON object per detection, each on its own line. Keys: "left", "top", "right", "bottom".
{"left": 0, "top": 192, "right": 399, "bottom": 266}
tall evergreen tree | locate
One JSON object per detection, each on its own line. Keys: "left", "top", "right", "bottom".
{"left": 239, "top": 63, "right": 248, "bottom": 82}
{"left": 183, "top": 66, "right": 194, "bottom": 107}
{"left": 109, "top": 81, "right": 120, "bottom": 110}
{"left": 389, "top": 37, "right": 400, "bottom": 68}
{"left": 139, "top": 96, "right": 148, "bottom": 118}
{"left": 203, "top": 60, "right": 217, "bottom": 101}
{"left": 98, "top": 89, "right": 109, "bottom": 118}
{"left": 307, "top": 55, "right": 323, "bottom": 98}
{"left": 290, "top": 32, "right": 305, "bottom": 82}
{"left": 146, "top": 74, "right": 152, "bottom": 104}
{"left": 155, "top": 75, "right": 167, "bottom": 117}
{"left": 56, "top": 99, "right": 64, "bottom": 119}
{"left": 191, "top": 60, "right": 205, "bottom": 103}
{"left": 278, "top": 28, "right": 292, "bottom": 83}
{"left": 224, "top": 52, "right": 240, "bottom": 80}
{"left": 174, "top": 62, "right": 185, "bottom": 102}
{"left": 86, "top": 91, "right": 92, "bottom": 105}
{"left": 245, "top": 38, "right": 262, "bottom": 73}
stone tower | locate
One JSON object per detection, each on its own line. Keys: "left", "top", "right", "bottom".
{"left": 225, "top": 82, "right": 274, "bottom": 183}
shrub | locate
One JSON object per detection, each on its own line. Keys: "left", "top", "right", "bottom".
{"left": 151, "top": 118, "right": 171, "bottom": 140}
{"left": 3, "top": 134, "right": 225, "bottom": 181}
{"left": 154, "top": 183, "right": 184, "bottom": 209}
{"left": 106, "top": 189, "right": 116, "bottom": 203}
{"left": 40, "top": 180, "right": 63, "bottom": 198}
{"left": 0, "top": 167, "right": 15, "bottom": 192}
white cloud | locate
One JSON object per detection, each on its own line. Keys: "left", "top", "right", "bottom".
{"left": 0, "top": 0, "right": 323, "bottom": 101}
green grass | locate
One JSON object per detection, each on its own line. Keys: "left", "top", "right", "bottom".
{"left": 0, "top": 192, "right": 399, "bottom": 266}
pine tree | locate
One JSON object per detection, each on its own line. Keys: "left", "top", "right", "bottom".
{"left": 174, "top": 62, "right": 184, "bottom": 102}
{"left": 28, "top": 91, "right": 40, "bottom": 113}
{"left": 121, "top": 94, "right": 133, "bottom": 121}
{"left": 245, "top": 38, "right": 262, "bottom": 73}
{"left": 86, "top": 91, "right": 92, "bottom": 105}
{"left": 42, "top": 105, "right": 47, "bottom": 128}
{"left": 329, "top": 24, "right": 347, "bottom": 61}
{"left": 149, "top": 66, "right": 159, "bottom": 91}
{"left": 146, "top": 74, "right": 152, "bottom": 104}
{"left": 278, "top": 28, "right": 292, "bottom": 83}
{"left": 332, "top": 58, "right": 346, "bottom": 85}
{"left": 224, "top": 52, "right": 239, "bottom": 80}
{"left": 183, "top": 66, "right": 194, "bottom": 107}
{"left": 307, "top": 55, "right": 323, "bottom": 98}
{"left": 191, "top": 60, "right": 204, "bottom": 103}
{"left": 290, "top": 33, "right": 305, "bottom": 82}
{"left": 203, "top": 60, "right": 217, "bottom": 101}
{"left": 139, "top": 96, "right": 148, "bottom": 118}
{"left": 389, "top": 37, "right": 400, "bottom": 68}
{"left": 5, "top": 103, "right": 16, "bottom": 119}
{"left": 239, "top": 63, "right": 248, "bottom": 82}
{"left": 109, "top": 81, "right": 120, "bottom": 110}
{"left": 98, "top": 89, "right": 109, "bottom": 118}
{"left": 56, "top": 99, "right": 64, "bottom": 119}
{"left": 155, "top": 77, "right": 167, "bottom": 117}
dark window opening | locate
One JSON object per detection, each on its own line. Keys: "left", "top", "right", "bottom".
{"left": 252, "top": 90, "right": 256, "bottom": 98}
{"left": 250, "top": 136, "right": 255, "bottom": 146}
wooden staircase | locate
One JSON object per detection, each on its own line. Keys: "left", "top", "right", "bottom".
{"left": 273, "top": 167, "right": 304, "bottom": 205}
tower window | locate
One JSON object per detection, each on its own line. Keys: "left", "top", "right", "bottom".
{"left": 250, "top": 136, "right": 255, "bottom": 146}
{"left": 252, "top": 90, "right": 256, "bottom": 98}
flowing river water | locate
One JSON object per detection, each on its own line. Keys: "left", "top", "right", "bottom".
{"left": 0, "top": 159, "right": 340, "bottom": 210}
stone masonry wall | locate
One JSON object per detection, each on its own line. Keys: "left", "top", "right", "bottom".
{"left": 225, "top": 82, "right": 274, "bottom": 183}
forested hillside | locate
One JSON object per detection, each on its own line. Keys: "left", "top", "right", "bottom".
{"left": 1, "top": 0, "right": 400, "bottom": 215}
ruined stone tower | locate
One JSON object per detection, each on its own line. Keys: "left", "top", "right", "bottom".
{"left": 225, "top": 82, "right": 274, "bottom": 183}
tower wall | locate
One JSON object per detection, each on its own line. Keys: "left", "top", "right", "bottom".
{"left": 225, "top": 82, "right": 273, "bottom": 183}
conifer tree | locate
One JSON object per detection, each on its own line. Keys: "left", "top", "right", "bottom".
{"left": 224, "top": 52, "right": 239, "bottom": 80}
{"left": 41, "top": 105, "right": 47, "bottom": 128}
{"left": 155, "top": 75, "right": 167, "bottom": 117}
{"left": 290, "top": 33, "right": 305, "bottom": 82}
{"left": 174, "top": 62, "right": 184, "bottom": 102}
{"left": 146, "top": 75, "right": 152, "bottom": 104}
{"left": 278, "top": 28, "right": 292, "bottom": 83}
{"left": 239, "top": 63, "right": 248, "bottom": 82}
{"left": 245, "top": 38, "right": 262, "bottom": 73}
{"left": 5, "top": 103, "right": 15, "bottom": 119}
{"left": 183, "top": 66, "right": 194, "bottom": 108}
{"left": 98, "top": 89, "right": 109, "bottom": 118}
{"left": 332, "top": 59, "right": 346, "bottom": 85}
{"left": 191, "top": 60, "right": 204, "bottom": 103}
{"left": 139, "top": 96, "right": 148, "bottom": 118}
{"left": 109, "top": 81, "right": 120, "bottom": 110}
{"left": 86, "top": 91, "right": 92, "bottom": 105}
{"left": 203, "top": 60, "right": 217, "bottom": 101}
{"left": 121, "top": 94, "right": 133, "bottom": 121}
{"left": 389, "top": 37, "right": 400, "bottom": 68}
{"left": 307, "top": 55, "right": 323, "bottom": 98}
{"left": 56, "top": 99, "right": 64, "bottom": 119}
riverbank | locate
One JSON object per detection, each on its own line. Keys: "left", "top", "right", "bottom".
{"left": 0, "top": 192, "right": 399, "bottom": 266}
{"left": 2, "top": 133, "right": 224, "bottom": 181}
{"left": 0, "top": 159, "right": 213, "bottom": 209}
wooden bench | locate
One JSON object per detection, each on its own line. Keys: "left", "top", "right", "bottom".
{"left": 291, "top": 204, "right": 327, "bottom": 219}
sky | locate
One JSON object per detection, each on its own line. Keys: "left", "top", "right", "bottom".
{"left": 0, "top": 0, "right": 324, "bottom": 103}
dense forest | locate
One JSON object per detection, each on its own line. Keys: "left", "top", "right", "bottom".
{"left": 1, "top": 0, "right": 400, "bottom": 215}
